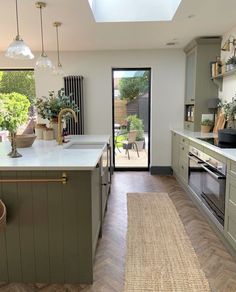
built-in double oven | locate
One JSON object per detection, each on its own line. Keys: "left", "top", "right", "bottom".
{"left": 188, "top": 146, "right": 226, "bottom": 226}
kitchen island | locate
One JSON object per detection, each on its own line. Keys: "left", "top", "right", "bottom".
{"left": 0, "top": 135, "right": 111, "bottom": 284}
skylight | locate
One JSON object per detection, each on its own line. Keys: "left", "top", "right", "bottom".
{"left": 88, "top": 0, "right": 182, "bottom": 22}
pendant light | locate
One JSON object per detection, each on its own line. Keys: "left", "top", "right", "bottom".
{"left": 5, "top": 0, "right": 34, "bottom": 60}
{"left": 35, "top": 2, "right": 53, "bottom": 70}
{"left": 53, "top": 22, "right": 64, "bottom": 76}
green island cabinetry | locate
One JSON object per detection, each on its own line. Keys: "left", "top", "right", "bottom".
{"left": 0, "top": 164, "right": 107, "bottom": 284}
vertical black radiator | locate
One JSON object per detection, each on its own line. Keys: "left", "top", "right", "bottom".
{"left": 63, "top": 75, "right": 84, "bottom": 134}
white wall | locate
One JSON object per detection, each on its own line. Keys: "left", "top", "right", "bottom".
{"left": 220, "top": 26, "right": 236, "bottom": 102}
{"left": 0, "top": 49, "right": 185, "bottom": 167}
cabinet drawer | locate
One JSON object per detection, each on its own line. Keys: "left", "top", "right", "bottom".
{"left": 179, "top": 135, "right": 189, "bottom": 145}
{"left": 229, "top": 160, "right": 236, "bottom": 177}
{"left": 227, "top": 175, "right": 236, "bottom": 205}
{"left": 227, "top": 214, "right": 236, "bottom": 246}
{"left": 189, "top": 140, "right": 203, "bottom": 151}
{"left": 178, "top": 160, "right": 188, "bottom": 183}
{"left": 179, "top": 143, "right": 189, "bottom": 158}
{"left": 184, "top": 121, "right": 194, "bottom": 131}
{"left": 203, "top": 147, "right": 227, "bottom": 164}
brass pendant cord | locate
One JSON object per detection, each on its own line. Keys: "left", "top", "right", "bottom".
{"left": 56, "top": 25, "right": 61, "bottom": 66}
{"left": 15, "top": 0, "right": 20, "bottom": 38}
{"left": 39, "top": 6, "right": 45, "bottom": 56}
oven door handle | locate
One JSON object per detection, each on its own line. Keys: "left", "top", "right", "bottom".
{"left": 188, "top": 154, "right": 204, "bottom": 164}
{"left": 201, "top": 164, "right": 225, "bottom": 180}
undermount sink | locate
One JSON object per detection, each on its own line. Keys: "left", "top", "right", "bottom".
{"left": 64, "top": 142, "right": 105, "bottom": 150}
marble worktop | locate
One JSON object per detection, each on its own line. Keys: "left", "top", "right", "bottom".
{"left": 0, "top": 135, "right": 110, "bottom": 171}
{"left": 171, "top": 129, "right": 236, "bottom": 162}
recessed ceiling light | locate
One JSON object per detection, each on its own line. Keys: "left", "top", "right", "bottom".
{"left": 188, "top": 14, "right": 195, "bottom": 19}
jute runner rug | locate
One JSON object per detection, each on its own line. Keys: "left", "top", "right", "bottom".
{"left": 124, "top": 193, "right": 211, "bottom": 292}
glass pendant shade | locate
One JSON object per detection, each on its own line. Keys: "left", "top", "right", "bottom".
{"left": 53, "top": 63, "right": 64, "bottom": 76}
{"left": 5, "top": 0, "right": 34, "bottom": 60}
{"left": 5, "top": 37, "right": 34, "bottom": 60}
{"left": 35, "top": 53, "right": 53, "bottom": 70}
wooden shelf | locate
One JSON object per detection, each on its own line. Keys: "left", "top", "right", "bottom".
{"left": 211, "top": 67, "right": 236, "bottom": 80}
{"left": 211, "top": 68, "right": 236, "bottom": 91}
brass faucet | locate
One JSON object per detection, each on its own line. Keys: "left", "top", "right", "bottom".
{"left": 57, "top": 108, "right": 78, "bottom": 145}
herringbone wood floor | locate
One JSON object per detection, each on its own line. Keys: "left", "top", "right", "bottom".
{"left": 1, "top": 172, "right": 236, "bottom": 291}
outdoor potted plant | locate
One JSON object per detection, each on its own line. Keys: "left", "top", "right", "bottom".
{"left": 201, "top": 119, "right": 214, "bottom": 133}
{"left": 36, "top": 88, "right": 79, "bottom": 138}
{"left": 0, "top": 92, "right": 30, "bottom": 158}
{"left": 127, "top": 115, "right": 145, "bottom": 150}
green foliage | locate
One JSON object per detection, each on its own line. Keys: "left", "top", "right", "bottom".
{"left": 119, "top": 71, "right": 149, "bottom": 101}
{"left": 36, "top": 88, "right": 79, "bottom": 121}
{"left": 0, "top": 71, "right": 36, "bottom": 104}
{"left": 219, "top": 99, "right": 236, "bottom": 120}
{"left": 0, "top": 92, "right": 30, "bottom": 133}
{"left": 201, "top": 119, "right": 214, "bottom": 126}
{"left": 127, "top": 115, "right": 144, "bottom": 141}
{"left": 226, "top": 56, "right": 236, "bottom": 65}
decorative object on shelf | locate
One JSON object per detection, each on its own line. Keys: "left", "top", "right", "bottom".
{"left": 221, "top": 35, "right": 236, "bottom": 52}
{"left": 226, "top": 56, "right": 236, "bottom": 71}
{"left": 5, "top": 0, "right": 34, "bottom": 60}
{"left": 0, "top": 92, "right": 30, "bottom": 158}
{"left": 201, "top": 119, "right": 214, "bottom": 133}
{"left": 53, "top": 22, "right": 64, "bottom": 76}
{"left": 35, "top": 2, "right": 53, "bottom": 70}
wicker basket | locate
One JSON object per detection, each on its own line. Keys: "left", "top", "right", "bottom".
{"left": 0, "top": 200, "right": 6, "bottom": 228}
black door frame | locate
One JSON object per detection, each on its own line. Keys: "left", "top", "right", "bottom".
{"left": 112, "top": 67, "right": 151, "bottom": 171}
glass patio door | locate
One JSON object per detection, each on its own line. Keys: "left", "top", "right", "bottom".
{"left": 112, "top": 68, "right": 151, "bottom": 170}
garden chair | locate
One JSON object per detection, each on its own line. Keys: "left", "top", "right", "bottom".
{"left": 122, "top": 130, "right": 139, "bottom": 160}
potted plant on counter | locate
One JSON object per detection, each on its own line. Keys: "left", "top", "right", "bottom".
{"left": 127, "top": 115, "right": 145, "bottom": 150}
{"left": 201, "top": 119, "right": 214, "bottom": 133}
{"left": 0, "top": 92, "right": 30, "bottom": 158}
{"left": 36, "top": 88, "right": 79, "bottom": 138}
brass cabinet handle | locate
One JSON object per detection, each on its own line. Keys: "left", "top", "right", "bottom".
{"left": 0, "top": 173, "right": 68, "bottom": 185}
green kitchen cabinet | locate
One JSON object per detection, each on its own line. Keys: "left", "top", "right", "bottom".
{"left": 171, "top": 132, "right": 180, "bottom": 173}
{"left": 184, "top": 37, "right": 221, "bottom": 131}
{"left": 225, "top": 161, "right": 236, "bottom": 250}
{"left": 0, "top": 167, "right": 102, "bottom": 284}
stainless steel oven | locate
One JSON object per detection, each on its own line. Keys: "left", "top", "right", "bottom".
{"left": 188, "top": 147, "right": 226, "bottom": 226}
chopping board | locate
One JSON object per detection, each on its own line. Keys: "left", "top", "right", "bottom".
{"left": 213, "top": 111, "right": 226, "bottom": 134}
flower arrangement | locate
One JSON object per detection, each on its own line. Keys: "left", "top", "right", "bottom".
{"left": 36, "top": 88, "right": 79, "bottom": 121}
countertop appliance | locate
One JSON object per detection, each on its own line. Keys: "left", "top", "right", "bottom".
{"left": 197, "top": 137, "right": 236, "bottom": 148}
{"left": 188, "top": 146, "right": 226, "bottom": 225}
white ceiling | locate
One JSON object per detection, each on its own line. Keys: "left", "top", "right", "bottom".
{"left": 1, "top": 0, "right": 236, "bottom": 52}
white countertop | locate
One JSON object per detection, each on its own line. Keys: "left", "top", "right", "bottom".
{"left": 0, "top": 135, "right": 110, "bottom": 171}
{"left": 172, "top": 129, "right": 236, "bottom": 162}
